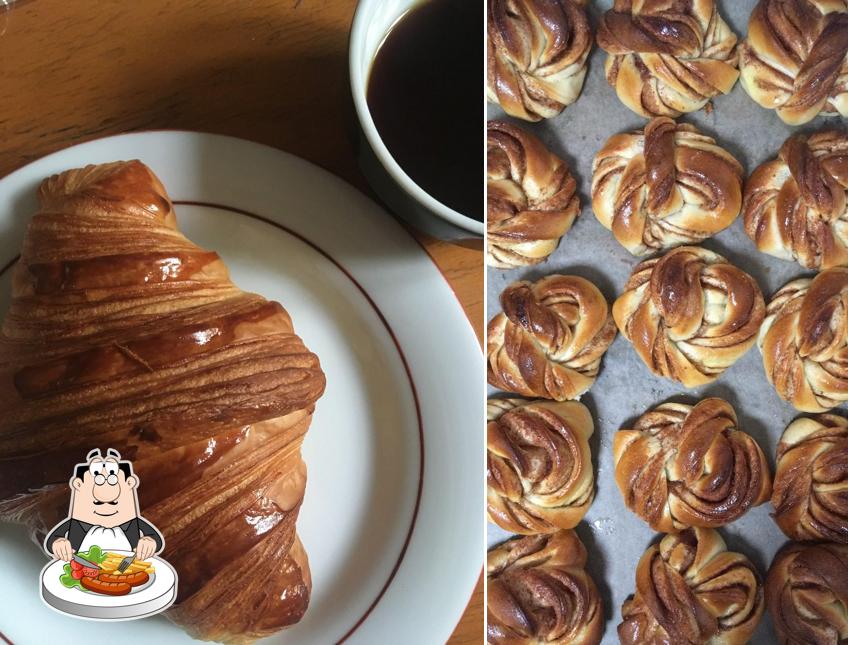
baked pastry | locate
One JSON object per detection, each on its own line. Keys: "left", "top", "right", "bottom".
{"left": 619, "top": 527, "right": 764, "bottom": 645}
{"left": 488, "top": 530, "right": 603, "bottom": 645}
{"left": 487, "top": 274, "right": 616, "bottom": 400}
{"left": 767, "top": 542, "right": 848, "bottom": 644}
{"left": 0, "top": 162, "right": 326, "bottom": 642}
{"left": 744, "top": 130, "right": 848, "bottom": 270}
{"left": 739, "top": 0, "right": 848, "bottom": 125}
{"left": 614, "top": 398, "right": 771, "bottom": 533}
{"left": 487, "top": 120, "right": 579, "bottom": 268}
{"left": 487, "top": 398, "right": 594, "bottom": 534}
{"left": 759, "top": 267, "right": 848, "bottom": 412}
{"left": 486, "top": 0, "right": 592, "bottom": 121}
{"left": 596, "top": 0, "right": 739, "bottom": 118}
{"left": 592, "top": 117, "right": 743, "bottom": 256}
{"left": 613, "top": 246, "right": 765, "bottom": 387}
{"left": 773, "top": 414, "right": 848, "bottom": 542}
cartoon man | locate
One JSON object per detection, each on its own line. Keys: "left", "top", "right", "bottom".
{"left": 44, "top": 448, "right": 163, "bottom": 562}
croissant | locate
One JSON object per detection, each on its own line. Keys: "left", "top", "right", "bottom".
{"left": 759, "top": 268, "right": 848, "bottom": 412}
{"left": 739, "top": 0, "right": 848, "bottom": 125}
{"left": 766, "top": 542, "right": 848, "bottom": 645}
{"left": 596, "top": 0, "right": 739, "bottom": 118}
{"left": 0, "top": 161, "right": 326, "bottom": 643}
{"left": 773, "top": 415, "right": 848, "bottom": 542}
{"left": 486, "top": 0, "right": 592, "bottom": 121}
{"left": 487, "top": 274, "right": 617, "bottom": 400}
{"left": 614, "top": 398, "right": 771, "bottom": 533}
{"left": 487, "top": 120, "right": 579, "bottom": 269}
{"left": 487, "top": 398, "right": 594, "bottom": 534}
{"left": 487, "top": 530, "right": 603, "bottom": 645}
{"left": 592, "top": 117, "right": 743, "bottom": 256}
{"left": 613, "top": 246, "right": 765, "bottom": 387}
{"left": 618, "top": 527, "right": 764, "bottom": 645}
{"left": 744, "top": 130, "right": 848, "bottom": 270}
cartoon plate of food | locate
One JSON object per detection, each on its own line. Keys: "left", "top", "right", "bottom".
{"left": 41, "top": 545, "right": 177, "bottom": 620}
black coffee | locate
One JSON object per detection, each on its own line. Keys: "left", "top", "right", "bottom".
{"left": 367, "top": 0, "right": 482, "bottom": 221}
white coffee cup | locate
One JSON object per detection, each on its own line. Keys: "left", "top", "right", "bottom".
{"left": 349, "top": 0, "right": 483, "bottom": 241}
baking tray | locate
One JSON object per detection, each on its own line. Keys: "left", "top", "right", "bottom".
{"left": 486, "top": 1, "right": 847, "bottom": 642}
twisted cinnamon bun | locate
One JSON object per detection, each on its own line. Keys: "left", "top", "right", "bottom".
{"left": 773, "top": 414, "right": 848, "bottom": 542}
{"left": 614, "top": 398, "right": 771, "bottom": 532}
{"left": 759, "top": 268, "right": 848, "bottom": 412}
{"left": 619, "top": 527, "right": 764, "bottom": 645}
{"left": 487, "top": 398, "right": 594, "bottom": 534}
{"left": 739, "top": 0, "right": 848, "bottom": 125}
{"left": 593, "top": 117, "right": 743, "bottom": 256}
{"left": 488, "top": 274, "right": 617, "bottom": 400}
{"left": 488, "top": 530, "right": 603, "bottom": 644}
{"left": 613, "top": 246, "right": 765, "bottom": 387}
{"left": 744, "top": 130, "right": 848, "bottom": 270}
{"left": 487, "top": 0, "right": 592, "bottom": 121}
{"left": 766, "top": 541, "right": 848, "bottom": 644}
{"left": 488, "top": 120, "right": 579, "bottom": 268}
{"left": 596, "top": 0, "right": 739, "bottom": 117}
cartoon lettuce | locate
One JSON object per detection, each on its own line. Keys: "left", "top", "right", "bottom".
{"left": 59, "top": 545, "right": 106, "bottom": 590}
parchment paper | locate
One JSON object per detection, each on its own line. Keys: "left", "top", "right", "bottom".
{"left": 486, "top": 2, "right": 847, "bottom": 642}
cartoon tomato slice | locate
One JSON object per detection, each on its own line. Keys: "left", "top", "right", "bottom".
{"left": 71, "top": 569, "right": 84, "bottom": 580}
{"left": 70, "top": 560, "right": 82, "bottom": 571}
{"left": 82, "top": 566, "right": 99, "bottom": 577}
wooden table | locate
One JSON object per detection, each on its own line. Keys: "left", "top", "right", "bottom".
{"left": 0, "top": 0, "right": 483, "bottom": 642}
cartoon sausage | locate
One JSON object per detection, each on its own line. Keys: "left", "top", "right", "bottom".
{"left": 98, "top": 571, "right": 149, "bottom": 587}
{"left": 81, "top": 576, "right": 131, "bottom": 596}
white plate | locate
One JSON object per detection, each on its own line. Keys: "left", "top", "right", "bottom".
{"left": 41, "top": 552, "right": 176, "bottom": 620}
{"left": 0, "top": 132, "right": 483, "bottom": 644}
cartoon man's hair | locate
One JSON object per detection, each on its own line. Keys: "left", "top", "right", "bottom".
{"left": 73, "top": 448, "right": 133, "bottom": 480}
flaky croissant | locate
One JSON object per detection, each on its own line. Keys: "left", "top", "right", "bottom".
{"left": 744, "top": 130, "right": 848, "bottom": 270}
{"left": 487, "top": 274, "right": 617, "bottom": 400}
{"left": 766, "top": 542, "right": 848, "bottom": 645}
{"left": 487, "top": 120, "right": 579, "bottom": 269}
{"left": 0, "top": 161, "right": 325, "bottom": 643}
{"left": 614, "top": 398, "right": 771, "bottom": 533}
{"left": 739, "top": 0, "right": 848, "bottom": 125}
{"left": 487, "top": 0, "right": 592, "bottom": 121}
{"left": 618, "top": 527, "right": 764, "bottom": 645}
{"left": 759, "top": 268, "right": 848, "bottom": 412}
{"left": 613, "top": 246, "right": 765, "bottom": 387}
{"left": 596, "top": 0, "right": 739, "bottom": 118}
{"left": 487, "top": 398, "right": 594, "bottom": 534}
{"left": 488, "top": 530, "right": 603, "bottom": 645}
{"left": 773, "top": 415, "right": 848, "bottom": 543}
{"left": 592, "top": 117, "right": 743, "bottom": 256}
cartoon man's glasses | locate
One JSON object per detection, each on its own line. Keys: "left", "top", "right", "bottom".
{"left": 93, "top": 473, "right": 118, "bottom": 485}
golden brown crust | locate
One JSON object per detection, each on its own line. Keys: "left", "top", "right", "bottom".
{"left": 744, "top": 130, "right": 848, "bottom": 270}
{"left": 613, "top": 246, "right": 765, "bottom": 387}
{"left": 487, "top": 120, "right": 580, "bottom": 269}
{"left": 592, "top": 117, "right": 743, "bottom": 256}
{"left": 772, "top": 414, "right": 848, "bottom": 542}
{"left": 596, "top": 0, "right": 739, "bottom": 117}
{"left": 758, "top": 268, "right": 848, "bottom": 412}
{"left": 487, "top": 398, "right": 594, "bottom": 534}
{"left": 486, "top": 0, "right": 592, "bottom": 121}
{"left": 614, "top": 398, "right": 771, "bottom": 533}
{"left": 619, "top": 527, "right": 764, "bottom": 645}
{"left": 739, "top": 0, "right": 848, "bottom": 125}
{"left": 0, "top": 161, "right": 325, "bottom": 643}
{"left": 766, "top": 541, "right": 848, "bottom": 645}
{"left": 487, "top": 274, "right": 617, "bottom": 400}
{"left": 487, "top": 530, "right": 603, "bottom": 645}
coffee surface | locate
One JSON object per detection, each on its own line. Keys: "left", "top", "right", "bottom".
{"left": 367, "top": 0, "right": 482, "bottom": 221}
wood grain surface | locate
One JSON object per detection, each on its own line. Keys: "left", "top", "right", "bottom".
{"left": 0, "top": 0, "right": 483, "bottom": 642}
